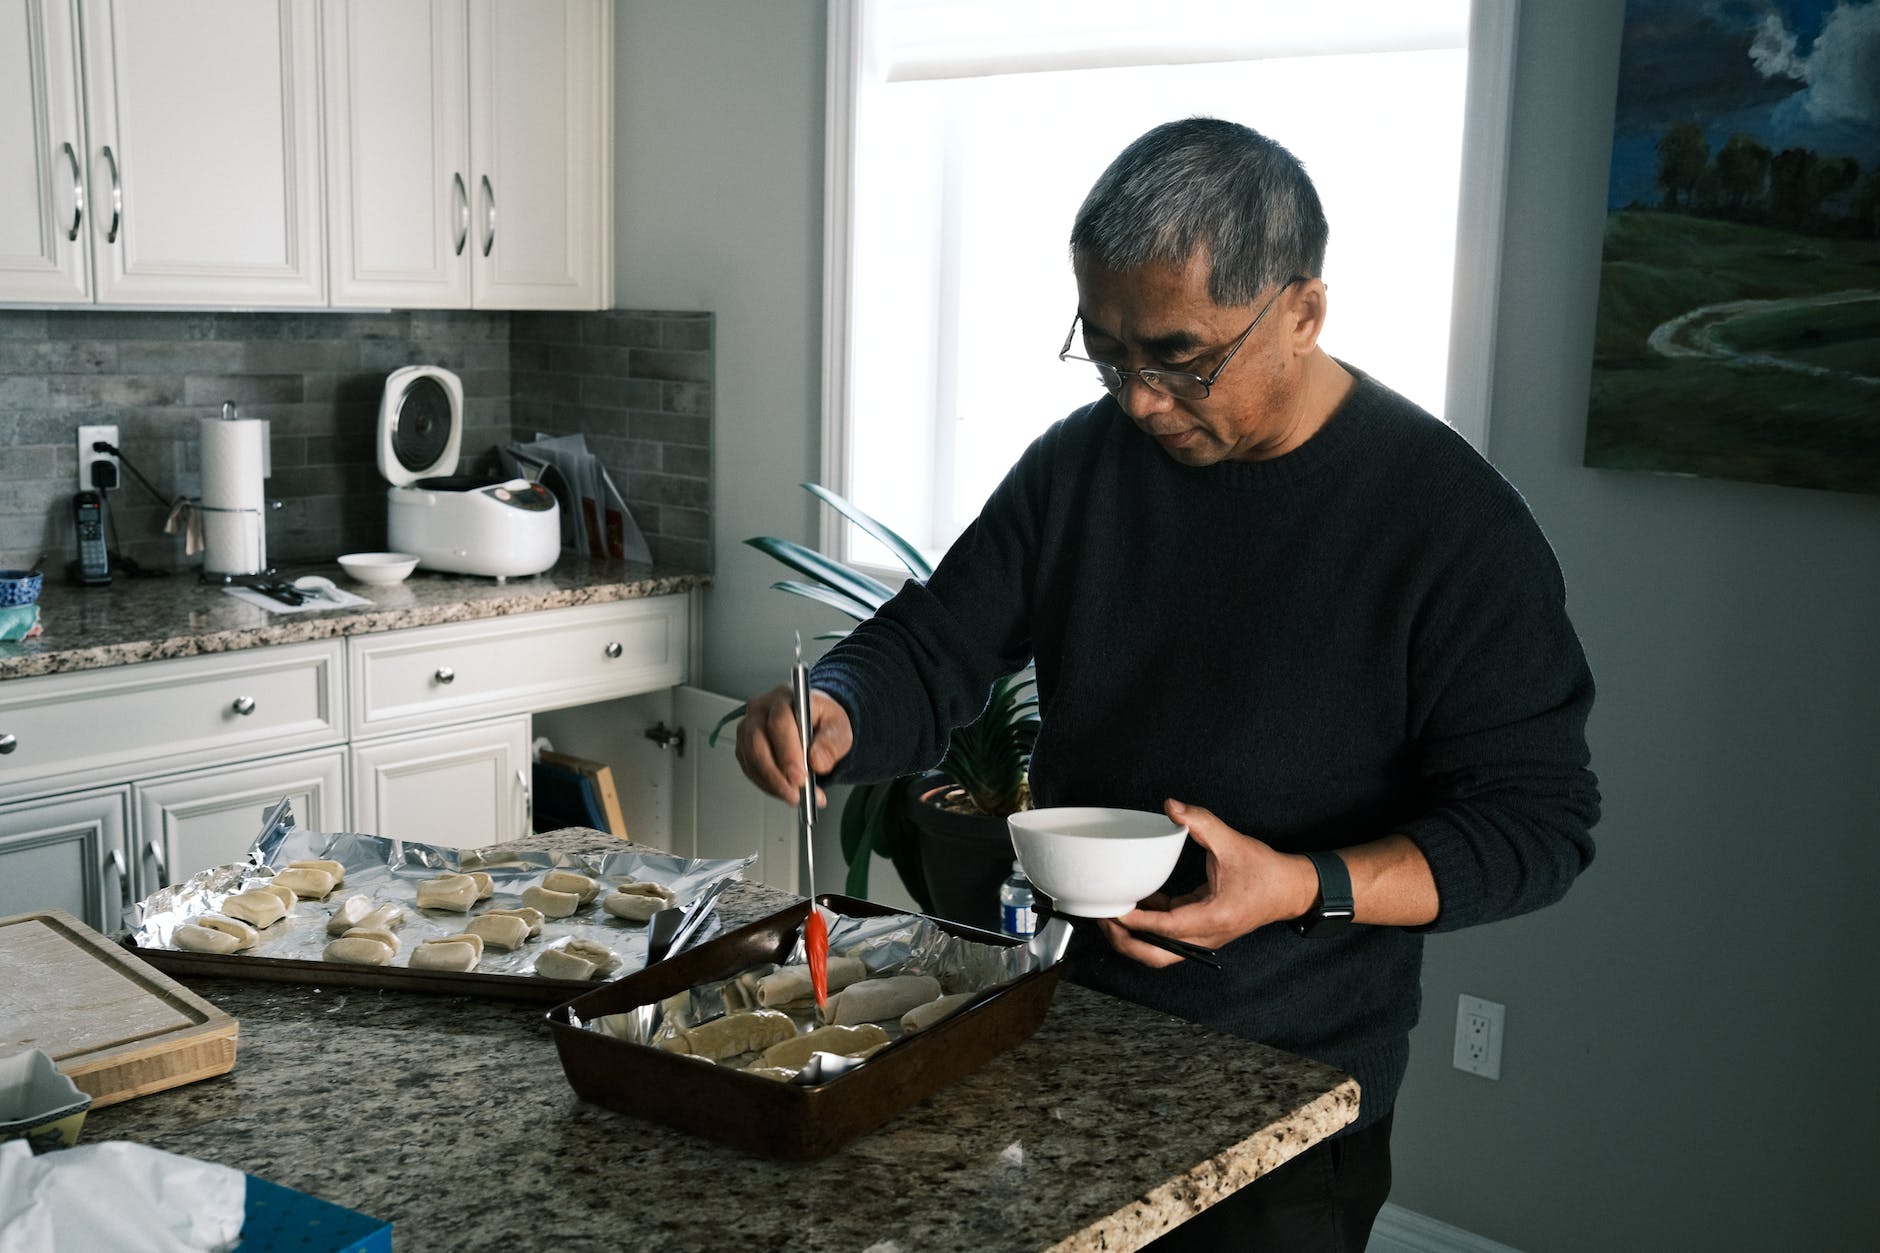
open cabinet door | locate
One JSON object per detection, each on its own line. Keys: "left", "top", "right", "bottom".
{"left": 671, "top": 686, "right": 799, "bottom": 893}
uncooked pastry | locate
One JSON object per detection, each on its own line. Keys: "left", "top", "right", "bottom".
{"left": 901, "top": 991, "right": 979, "bottom": 1034}
{"left": 484, "top": 906, "right": 543, "bottom": 937}
{"left": 520, "top": 884, "right": 581, "bottom": 918}
{"left": 542, "top": 869, "right": 599, "bottom": 902}
{"left": 561, "top": 936, "right": 619, "bottom": 975}
{"left": 824, "top": 974, "right": 943, "bottom": 1027}
{"left": 221, "top": 888, "right": 288, "bottom": 928}
{"left": 258, "top": 883, "right": 298, "bottom": 910}
{"left": 416, "top": 874, "right": 479, "bottom": 912}
{"left": 755, "top": 956, "right": 868, "bottom": 1006}
{"left": 288, "top": 858, "right": 345, "bottom": 885}
{"left": 324, "top": 935, "right": 395, "bottom": 965}
{"left": 193, "top": 913, "right": 258, "bottom": 950}
{"left": 326, "top": 894, "right": 372, "bottom": 935}
{"left": 409, "top": 939, "right": 480, "bottom": 972}
{"left": 464, "top": 913, "right": 530, "bottom": 951}
{"left": 533, "top": 947, "right": 598, "bottom": 980}
{"left": 357, "top": 903, "right": 406, "bottom": 932}
{"left": 466, "top": 870, "right": 494, "bottom": 900}
{"left": 173, "top": 924, "right": 241, "bottom": 954}
{"left": 341, "top": 927, "right": 400, "bottom": 953}
{"left": 600, "top": 885, "right": 673, "bottom": 923}
{"left": 754, "top": 1023, "right": 890, "bottom": 1071}
{"left": 426, "top": 931, "right": 484, "bottom": 958}
{"left": 271, "top": 866, "right": 336, "bottom": 899}
{"left": 667, "top": 1010, "right": 797, "bottom": 1062}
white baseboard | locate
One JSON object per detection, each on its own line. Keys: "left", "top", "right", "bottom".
{"left": 1368, "top": 1204, "right": 1523, "bottom": 1253}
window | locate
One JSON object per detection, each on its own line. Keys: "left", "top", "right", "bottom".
{"left": 822, "top": 0, "right": 1518, "bottom": 568}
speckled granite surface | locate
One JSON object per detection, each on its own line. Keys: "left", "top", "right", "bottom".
{"left": 87, "top": 829, "right": 1360, "bottom": 1252}
{"left": 0, "top": 557, "right": 709, "bottom": 680}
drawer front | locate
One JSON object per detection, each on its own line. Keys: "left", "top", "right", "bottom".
{"left": 349, "top": 596, "right": 688, "bottom": 739}
{"left": 0, "top": 641, "right": 346, "bottom": 804}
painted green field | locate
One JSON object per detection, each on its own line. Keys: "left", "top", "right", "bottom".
{"left": 1583, "top": 211, "right": 1880, "bottom": 496}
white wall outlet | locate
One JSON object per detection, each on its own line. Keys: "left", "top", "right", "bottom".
{"left": 1453, "top": 993, "right": 1505, "bottom": 1080}
{"left": 77, "top": 424, "right": 120, "bottom": 492}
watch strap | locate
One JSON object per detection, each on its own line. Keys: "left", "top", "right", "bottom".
{"left": 1292, "top": 850, "right": 1354, "bottom": 937}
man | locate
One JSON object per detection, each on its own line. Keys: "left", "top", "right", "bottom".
{"left": 737, "top": 118, "right": 1599, "bottom": 1250}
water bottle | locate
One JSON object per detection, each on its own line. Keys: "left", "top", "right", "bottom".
{"left": 998, "top": 861, "right": 1036, "bottom": 941}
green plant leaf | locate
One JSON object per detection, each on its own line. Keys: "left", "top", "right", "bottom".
{"left": 707, "top": 703, "right": 746, "bottom": 747}
{"left": 802, "top": 482, "right": 935, "bottom": 579}
{"left": 745, "top": 536, "right": 896, "bottom": 609}
{"left": 768, "top": 580, "right": 875, "bottom": 623}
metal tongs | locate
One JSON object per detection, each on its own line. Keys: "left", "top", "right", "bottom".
{"left": 791, "top": 633, "right": 831, "bottom": 1006}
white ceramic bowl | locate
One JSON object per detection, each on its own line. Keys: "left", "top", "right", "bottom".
{"left": 337, "top": 552, "right": 420, "bottom": 585}
{"left": 1007, "top": 806, "right": 1189, "bottom": 918}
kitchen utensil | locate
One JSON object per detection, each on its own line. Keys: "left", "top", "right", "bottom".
{"left": 337, "top": 552, "right": 419, "bottom": 585}
{"left": 237, "top": 575, "right": 303, "bottom": 606}
{"left": 1007, "top": 806, "right": 1189, "bottom": 918}
{"left": 1121, "top": 924, "right": 1222, "bottom": 969}
{"left": 790, "top": 633, "right": 829, "bottom": 1005}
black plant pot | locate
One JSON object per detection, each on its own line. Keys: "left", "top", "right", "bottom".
{"left": 906, "top": 773, "right": 1017, "bottom": 933}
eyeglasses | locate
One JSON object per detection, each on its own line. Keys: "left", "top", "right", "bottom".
{"left": 1058, "top": 276, "right": 1304, "bottom": 401}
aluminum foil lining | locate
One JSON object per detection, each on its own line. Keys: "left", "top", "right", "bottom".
{"left": 572, "top": 905, "right": 1036, "bottom": 1084}
{"left": 127, "top": 825, "right": 754, "bottom": 982}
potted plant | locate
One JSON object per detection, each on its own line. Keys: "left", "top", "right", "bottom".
{"left": 717, "top": 483, "right": 1037, "bottom": 928}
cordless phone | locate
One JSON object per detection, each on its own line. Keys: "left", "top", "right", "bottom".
{"left": 73, "top": 490, "right": 110, "bottom": 585}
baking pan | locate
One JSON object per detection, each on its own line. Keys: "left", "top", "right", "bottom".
{"left": 123, "top": 940, "right": 596, "bottom": 1004}
{"left": 546, "top": 895, "right": 1063, "bottom": 1160}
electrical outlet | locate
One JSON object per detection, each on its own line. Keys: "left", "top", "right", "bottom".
{"left": 77, "top": 424, "right": 120, "bottom": 492}
{"left": 1453, "top": 993, "right": 1504, "bottom": 1080}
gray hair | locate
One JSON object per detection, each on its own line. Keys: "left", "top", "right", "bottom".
{"left": 1070, "top": 118, "right": 1328, "bottom": 306}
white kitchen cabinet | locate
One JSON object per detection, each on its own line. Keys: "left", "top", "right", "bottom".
{"left": 323, "top": 0, "right": 611, "bottom": 310}
{"left": 0, "top": 786, "right": 131, "bottom": 932}
{"left": 349, "top": 713, "right": 529, "bottom": 849}
{"left": 0, "top": 0, "right": 90, "bottom": 302}
{"left": 133, "top": 747, "right": 347, "bottom": 890}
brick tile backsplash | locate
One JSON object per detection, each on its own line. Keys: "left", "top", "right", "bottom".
{"left": 0, "top": 309, "right": 712, "bottom": 575}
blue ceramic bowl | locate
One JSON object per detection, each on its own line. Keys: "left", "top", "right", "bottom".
{"left": 0, "top": 570, "right": 42, "bottom": 607}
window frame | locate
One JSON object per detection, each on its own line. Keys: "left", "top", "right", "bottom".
{"left": 819, "top": 0, "right": 1520, "bottom": 568}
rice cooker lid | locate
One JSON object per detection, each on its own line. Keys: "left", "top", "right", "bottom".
{"left": 377, "top": 365, "right": 464, "bottom": 487}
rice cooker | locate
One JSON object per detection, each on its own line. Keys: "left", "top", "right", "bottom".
{"left": 378, "top": 365, "right": 560, "bottom": 580}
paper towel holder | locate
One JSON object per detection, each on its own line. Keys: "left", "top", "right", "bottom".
{"left": 196, "top": 401, "right": 276, "bottom": 585}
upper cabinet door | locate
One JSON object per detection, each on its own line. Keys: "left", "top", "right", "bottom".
{"left": 0, "top": 0, "right": 90, "bottom": 303}
{"left": 80, "top": 0, "right": 325, "bottom": 306}
{"left": 468, "top": 0, "right": 610, "bottom": 310}
{"left": 324, "top": 0, "right": 472, "bottom": 308}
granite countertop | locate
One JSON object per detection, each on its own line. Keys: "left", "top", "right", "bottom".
{"left": 86, "top": 828, "right": 1360, "bottom": 1253}
{"left": 0, "top": 556, "right": 709, "bottom": 681}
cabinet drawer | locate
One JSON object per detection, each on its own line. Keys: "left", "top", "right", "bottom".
{"left": 348, "top": 596, "right": 687, "bottom": 739}
{"left": 0, "top": 641, "right": 346, "bottom": 804}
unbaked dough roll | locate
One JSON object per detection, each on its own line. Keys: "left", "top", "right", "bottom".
{"left": 341, "top": 927, "right": 400, "bottom": 953}
{"left": 288, "top": 858, "right": 345, "bottom": 885}
{"left": 542, "top": 869, "right": 599, "bottom": 902}
{"left": 521, "top": 884, "right": 581, "bottom": 918}
{"left": 464, "top": 913, "right": 530, "bottom": 951}
{"left": 409, "top": 939, "right": 479, "bottom": 972}
{"left": 326, "top": 894, "right": 373, "bottom": 935}
{"left": 427, "top": 931, "right": 483, "bottom": 959}
{"left": 601, "top": 886, "right": 672, "bottom": 923}
{"left": 901, "top": 991, "right": 979, "bottom": 1034}
{"left": 824, "top": 975, "right": 943, "bottom": 1027}
{"left": 755, "top": 956, "right": 868, "bottom": 1007}
{"left": 271, "top": 866, "right": 336, "bottom": 899}
{"left": 357, "top": 903, "right": 406, "bottom": 932}
{"left": 324, "top": 936, "right": 395, "bottom": 965}
{"left": 466, "top": 870, "right": 494, "bottom": 900}
{"left": 258, "top": 883, "right": 298, "bottom": 911}
{"left": 417, "top": 874, "right": 479, "bottom": 912}
{"left": 173, "top": 924, "right": 242, "bottom": 954}
{"left": 562, "top": 937, "right": 619, "bottom": 975}
{"left": 533, "top": 948, "right": 598, "bottom": 980}
{"left": 672, "top": 1010, "right": 797, "bottom": 1062}
{"left": 194, "top": 913, "right": 258, "bottom": 950}
{"left": 222, "top": 888, "right": 288, "bottom": 928}
{"left": 755, "top": 1023, "right": 890, "bottom": 1071}
{"left": 484, "top": 906, "right": 543, "bottom": 937}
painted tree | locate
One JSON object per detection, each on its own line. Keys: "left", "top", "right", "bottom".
{"left": 1656, "top": 122, "right": 1708, "bottom": 210}
{"left": 1714, "top": 134, "right": 1771, "bottom": 213}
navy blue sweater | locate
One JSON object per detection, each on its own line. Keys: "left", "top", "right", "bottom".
{"left": 813, "top": 371, "right": 1600, "bottom": 1131}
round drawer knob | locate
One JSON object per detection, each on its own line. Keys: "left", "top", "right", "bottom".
{"left": 0, "top": 732, "right": 16, "bottom": 755}
{"left": 435, "top": 667, "right": 456, "bottom": 685}
{"left": 604, "top": 642, "right": 623, "bottom": 659}
{"left": 232, "top": 697, "right": 256, "bottom": 716}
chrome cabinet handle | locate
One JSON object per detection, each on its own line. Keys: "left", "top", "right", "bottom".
{"left": 515, "top": 767, "right": 531, "bottom": 831}
{"left": 604, "top": 642, "right": 623, "bottom": 659}
{"left": 106, "top": 847, "right": 128, "bottom": 921}
{"left": 62, "top": 142, "right": 84, "bottom": 241}
{"left": 434, "top": 667, "right": 455, "bottom": 685}
{"left": 144, "top": 840, "right": 166, "bottom": 887}
{"left": 232, "top": 696, "right": 256, "bottom": 716}
{"left": 452, "top": 172, "right": 468, "bottom": 256}
{"left": 101, "top": 145, "right": 121, "bottom": 243}
{"left": 0, "top": 732, "right": 15, "bottom": 755}
{"left": 480, "top": 174, "right": 495, "bottom": 257}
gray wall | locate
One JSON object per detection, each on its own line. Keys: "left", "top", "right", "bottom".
{"left": 624, "top": 2, "right": 1880, "bottom": 1247}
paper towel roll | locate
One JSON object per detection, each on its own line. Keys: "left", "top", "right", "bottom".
{"left": 200, "top": 416, "right": 270, "bottom": 576}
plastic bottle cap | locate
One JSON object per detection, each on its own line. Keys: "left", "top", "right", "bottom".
{"left": 1011, "top": 860, "right": 1023, "bottom": 872}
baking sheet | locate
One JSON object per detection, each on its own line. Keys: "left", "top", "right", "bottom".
{"left": 125, "top": 825, "right": 753, "bottom": 994}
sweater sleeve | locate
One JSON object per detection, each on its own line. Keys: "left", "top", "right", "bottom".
{"left": 1399, "top": 514, "right": 1601, "bottom": 931}
{"left": 809, "top": 421, "right": 1056, "bottom": 784}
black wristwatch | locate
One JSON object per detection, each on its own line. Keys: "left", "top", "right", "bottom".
{"left": 1291, "top": 850, "right": 1354, "bottom": 937}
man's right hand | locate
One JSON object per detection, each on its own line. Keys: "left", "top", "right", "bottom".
{"left": 733, "top": 684, "right": 854, "bottom": 807}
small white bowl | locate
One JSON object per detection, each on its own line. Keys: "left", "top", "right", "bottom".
{"left": 337, "top": 552, "right": 420, "bottom": 585}
{"left": 1007, "top": 806, "right": 1189, "bottom": 918}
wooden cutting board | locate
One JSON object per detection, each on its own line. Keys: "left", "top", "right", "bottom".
{"left": 0, "top": 909, "right": 238, "bottom": 1107}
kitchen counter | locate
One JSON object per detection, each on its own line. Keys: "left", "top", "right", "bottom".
{"left": 86, "top": 828, "right": 1360, "bottom": 1252}
{"left": 0, "top": 557, "right": 709, "bottom": 681}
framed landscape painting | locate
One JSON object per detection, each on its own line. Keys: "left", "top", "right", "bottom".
{"left": 1583, "top": 0, "right": 1880, "bottom": 496}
